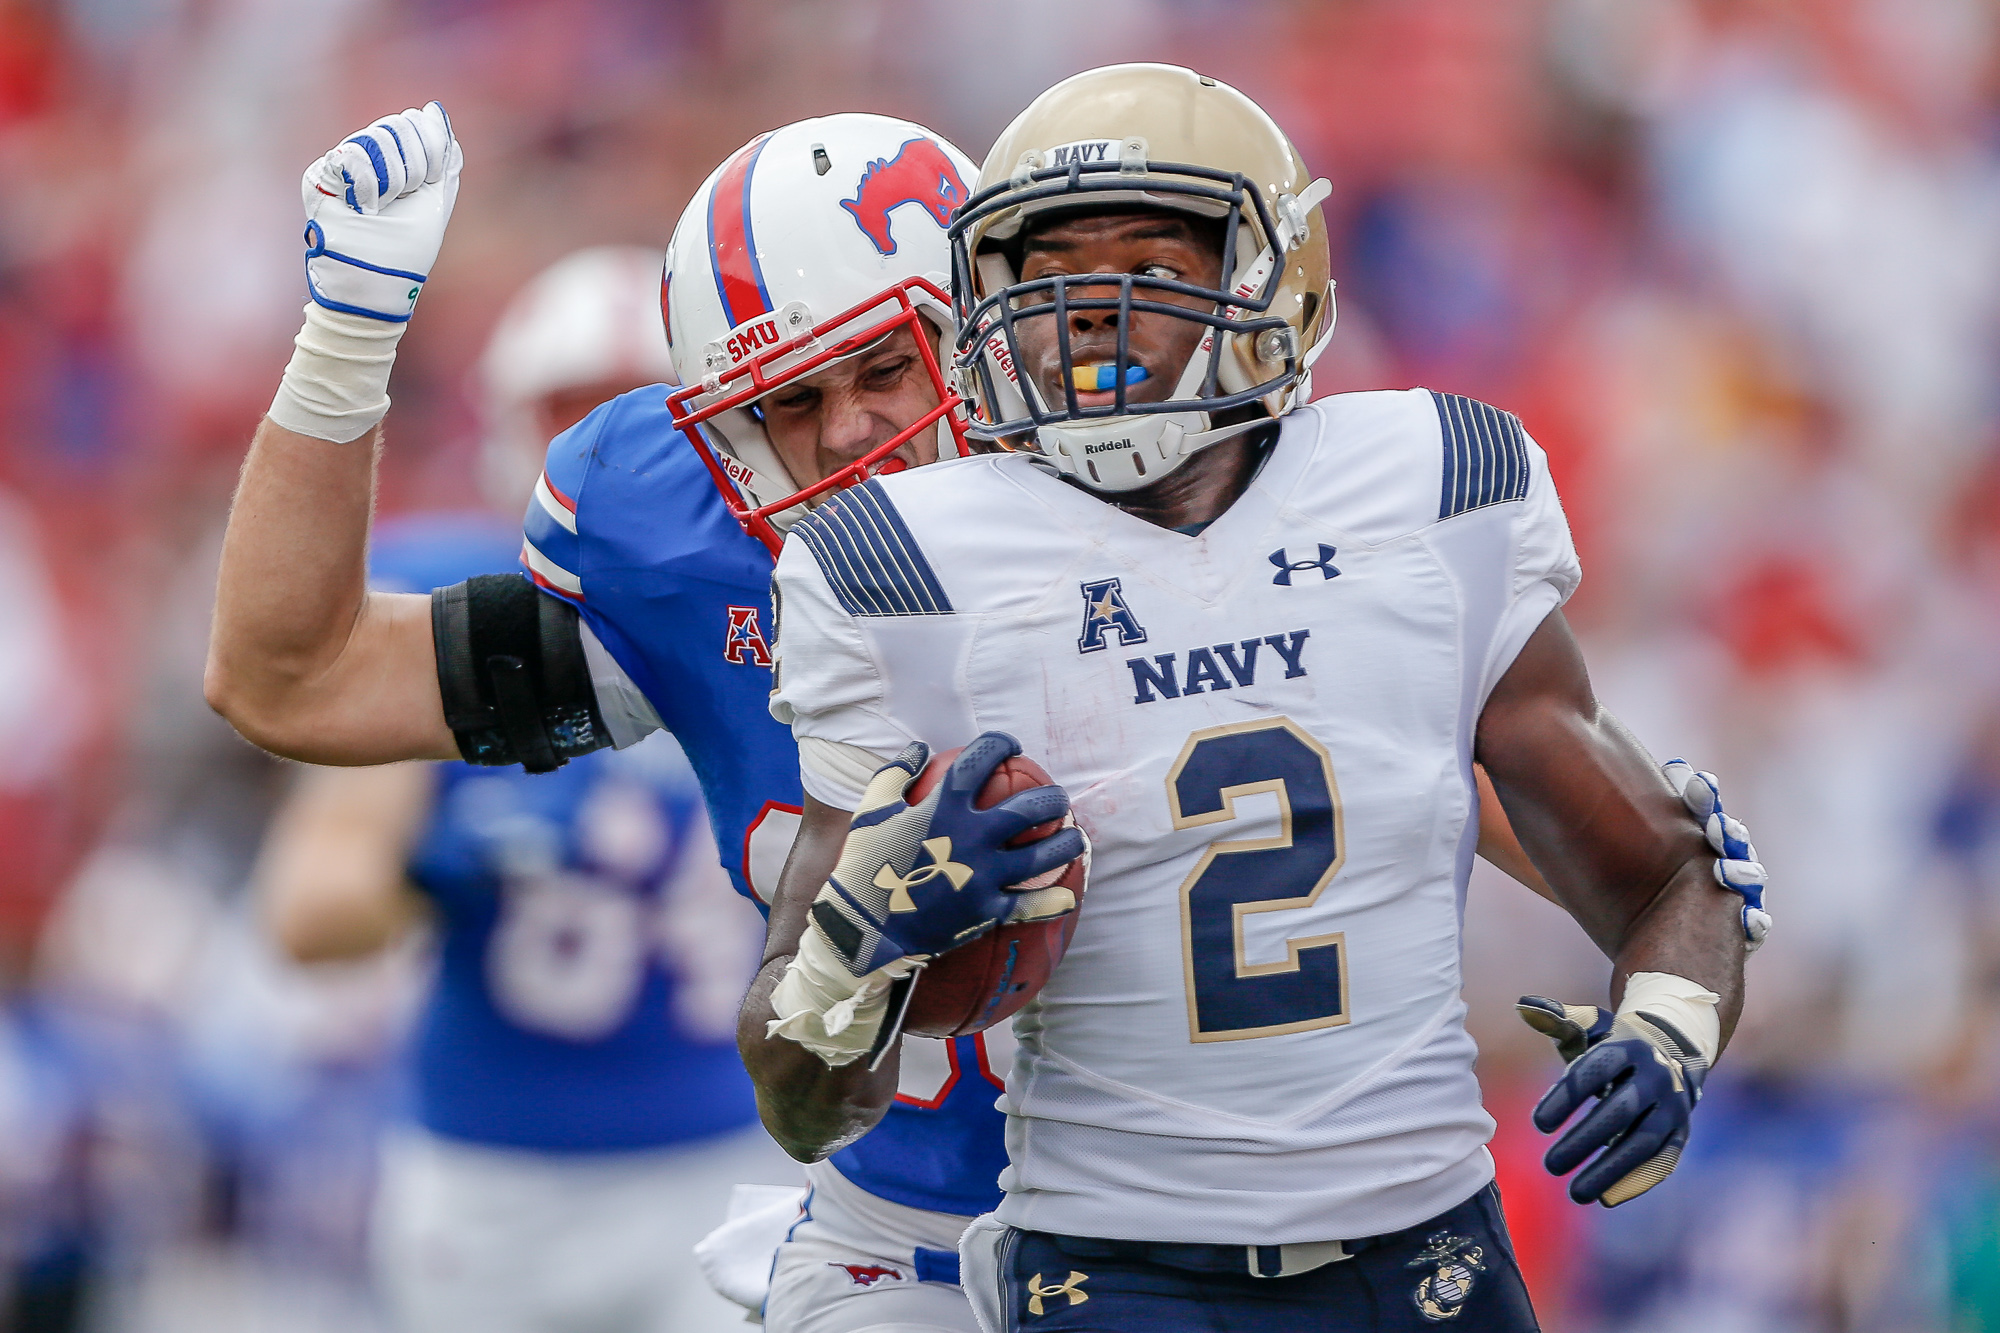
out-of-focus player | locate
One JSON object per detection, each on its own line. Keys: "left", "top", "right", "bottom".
{"left": 251, "top": 247, "right": 790, "bottom": 1333}
{"left": 762, "top": 65, "right": 1770, "bottom": 1332}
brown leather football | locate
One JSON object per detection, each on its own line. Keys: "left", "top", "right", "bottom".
{"left": 898, "top": 746, "right": 1087, "bottom": 1038}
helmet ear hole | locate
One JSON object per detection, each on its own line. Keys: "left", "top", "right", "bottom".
{"left": 1300, "top": 291, "right": 1321, "bottom": 344}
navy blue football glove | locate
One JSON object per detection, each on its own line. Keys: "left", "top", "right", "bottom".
{"left": 809, "top": 732, "right": 1084, "bottom": 977}
{"left": 1517, "top": 997, "right": 1707, "bottom": 1206}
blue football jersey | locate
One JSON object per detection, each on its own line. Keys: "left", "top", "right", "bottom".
{"left": 373, "top": 514, "right": 761, "bottom": 1153}
{"left": 519, "top": 387, "right": 1011, "bottom": 1214}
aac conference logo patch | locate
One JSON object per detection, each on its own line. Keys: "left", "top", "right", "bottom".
{"left": 1077, "top": 578, "right": 1147, "bottom": 654}
{"left": 724, "top": 605, "right": 773, "bottom": 666}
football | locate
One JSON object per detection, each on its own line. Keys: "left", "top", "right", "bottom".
{"left": 898, "top": 746, "right": 1087, "bottom": 1038}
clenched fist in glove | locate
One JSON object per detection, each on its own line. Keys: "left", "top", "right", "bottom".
{"left": 768, "top": 733, "right": 1085, "bottom": 1067}
{"left": 269, "top": 102, "right": 462, "bottom": 443}
{"left": 301, "top": 102, "right": 461, "bottom": 323}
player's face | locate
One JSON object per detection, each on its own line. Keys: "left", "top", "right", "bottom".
{"left": 1014, "top": 212, "right": 1226, "bottom": 413}
{"left": 760, "top": 325, "right": 942, "bottom": 492}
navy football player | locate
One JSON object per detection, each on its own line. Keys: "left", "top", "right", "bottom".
{"left": 761, "top": 65, "right": 1770, "bottom": 1333}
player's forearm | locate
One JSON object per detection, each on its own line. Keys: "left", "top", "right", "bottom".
{"left": 1603, "top": 857, "right": 1745, "bottom": 1046}
{"left": 206, "top": 418, "right": 457, "bottom": 763}
{"left": 1479, "top": 612, "right": 1744, "bottom": 1048}
{"left": 738, "top": 957, "right": 900, "bottom": 1161}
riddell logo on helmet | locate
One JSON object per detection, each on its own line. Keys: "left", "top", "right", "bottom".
{"left": 1083, "top": 439, "right": 1133, "bottom": 455}
{"left": 982, "top": 333, "right": 1018, "bottom": 384}
{"left": 841, "top": 138, "right": 967, "bottom": 256}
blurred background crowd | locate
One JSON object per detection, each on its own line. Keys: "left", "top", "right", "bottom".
{"left": 2, "top": 0, "right": 1998, "bottom": 1328}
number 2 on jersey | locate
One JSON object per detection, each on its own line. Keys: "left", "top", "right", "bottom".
{"left": 1169, "top": 718, "right": 1348, "bottom": 1042}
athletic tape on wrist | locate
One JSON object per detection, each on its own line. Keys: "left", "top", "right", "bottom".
{"left": 267, "top": 302, "right": 405, "bottom": 442}
{"left": 1618, "top": 971, "right": 1720, "bottom": 1064}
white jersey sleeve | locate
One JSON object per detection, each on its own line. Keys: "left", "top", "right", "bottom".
{"left": 1490, "top": 426, "right": 1581, "bottom": 692}
{"left": 768, "top": 533, "right": 910, "bottom": 811}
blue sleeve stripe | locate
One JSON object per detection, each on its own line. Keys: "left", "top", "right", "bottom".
{"left": 793, "top": 481, "right": 952, "bottom": 617}
{"left": 523, "top": 494, "right": 582, "bottom": 573}
{"left": 344, "top": 133, "right": 391, "bottom": 198}
{"left": 1433, "top": 391, "right": 1530, "bottom": 520}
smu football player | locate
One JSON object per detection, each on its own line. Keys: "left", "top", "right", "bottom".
{"left": 205, "top": 104, "right": 1076, "bottom": 1333}
{"left": 251, "top": 247, "right": 791, "bottom": 1333}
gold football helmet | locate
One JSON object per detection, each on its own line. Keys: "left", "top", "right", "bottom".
{"left": 948, "top": 63, "right": 1335, "bottom": 492}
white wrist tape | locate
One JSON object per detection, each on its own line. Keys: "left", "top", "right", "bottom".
{"left": 766, "top": 925, "right": 917, "bottom": 1067}
{"left": 267, "top": 302, "right": 407, "bottom": 443}
{"left": 1618, "top": 971, "right": 1721, "bottom": 1064}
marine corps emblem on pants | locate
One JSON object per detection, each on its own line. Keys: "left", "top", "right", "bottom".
{"left": 1407, "top": 1231, "right": 1488, "bottom": 1322}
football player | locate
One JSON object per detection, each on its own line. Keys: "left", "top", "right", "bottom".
{"left": 761, "top": 65, "right": 1770, "bottom": 1332}
{"left": 250, "top": 247, "right": 791, "bottom": 1333}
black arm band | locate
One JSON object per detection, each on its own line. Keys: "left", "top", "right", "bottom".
{"left": 431, "top": 574, "right": 609, "bottom": 772}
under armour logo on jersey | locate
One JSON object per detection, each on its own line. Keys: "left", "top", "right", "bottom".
{"left": 1269, "top": 544, "right": 1340, "bottom": 586}
{"left": 877, "top": 837, "right": 973, "bottom": 912}
{"left": 723, "top": 605, "right": 773, "bottom": 666}
{"left": 1078, "top": 578, "right": 1147, "bottom": 653}
{"left": 1027, "top": 1271, "right": 1089, "bottom": 1315}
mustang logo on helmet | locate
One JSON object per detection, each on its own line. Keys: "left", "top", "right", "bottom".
{"left": 840, "top": 138, "right": 967, "bottom": 256}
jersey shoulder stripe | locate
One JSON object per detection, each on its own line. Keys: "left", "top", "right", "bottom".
{"left": 793, "top": 480, "right": 952, "bottom": 617}
{"left": 522, "top": 422, "right": 597, "bottom": 603}
{"left": 1432, "top": 391, "right": 1530, "bottom": 520}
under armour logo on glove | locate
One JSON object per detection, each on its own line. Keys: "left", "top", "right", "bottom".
{"left": 877, "top": 837, "right": 973, "bottom": 910}
{"left": 1269, "top": 544, "right": 1340, "bottom": 585}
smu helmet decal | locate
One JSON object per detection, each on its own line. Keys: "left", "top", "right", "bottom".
{"left": 840, "top": 138, "right": 967, "bottom": 256}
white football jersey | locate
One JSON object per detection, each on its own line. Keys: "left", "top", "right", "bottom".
{"left": 770, "top": 388, "right": 1581, "bottom": 1245}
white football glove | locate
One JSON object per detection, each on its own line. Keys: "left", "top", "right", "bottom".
{"left": 301, "top": 102, "right": 461, "bottom": 322}
{"left": 1661, "top": 759, "right": 1770, "bottom": 950}
{"left": 269, "top": 102, "right": 461, "bottom": 443}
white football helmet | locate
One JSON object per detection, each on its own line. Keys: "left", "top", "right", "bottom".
{"left": 663, "top": 114, "right": 976, "bottom": 553}
{"left": 950, "top": 64, "right": 1336, "bottom": 493}
{"left": 479, "top": 245, "right": 675, "bottom": 509}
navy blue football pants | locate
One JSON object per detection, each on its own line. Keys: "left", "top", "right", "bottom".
{"left": 991, "top": 1184, "right": 1539, "bottom": 1331}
